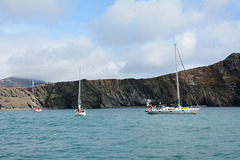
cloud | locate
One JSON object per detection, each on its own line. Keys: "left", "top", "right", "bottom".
{"left": 176, "top": 32, "right": 197, "bottom": 58}
{"left": 195, "top": 20, "right": 240, "bottom": 62}
{"left": 4, "top": 36, "right": 125, "bottom": 82}
{"left": 0, "top": 0, "right": 75, "bottom": 25}
{"left": 117, "top": 40, "right": 176, "bottom": 79}
{"left": 90, "top": 0, "right": 204, "bottom": 46}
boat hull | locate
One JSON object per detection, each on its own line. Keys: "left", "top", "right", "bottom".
{"left": 74, "top": 110, "right": 86, "bottom": 116}
{"left": 147, "top": 108, "right": 200, "bottom": 114}
{"left": 32, "top": 108, "right": 42, "bottom": 112}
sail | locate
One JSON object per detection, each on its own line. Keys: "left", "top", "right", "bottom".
{"left": 177, "top": 48, "right": 199, "bottom": 106}
{"left": 32, "top": 80, "right": 35, "bottom": 108}
{"left": 78, "top": 67, "right": 82, "bottom": 111}
{"left": 74, "top": 67, "right": 86, "bottom": 116}
{"left": 175, "top": 44, "right": 181, "bottom": 108}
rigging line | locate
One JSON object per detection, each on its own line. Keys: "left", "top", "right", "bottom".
{"left": 176, "top": 48, "right": 199, "bottom": 106}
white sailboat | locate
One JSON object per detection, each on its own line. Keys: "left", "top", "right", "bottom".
{"left": 147, "top": 44, "right": 200, "bottom": 114}
{"left": 31, "top": 80, "right": 42, "bottom": 112}
{"left": 74, "top": 68, "right": 86, "bottom": 116}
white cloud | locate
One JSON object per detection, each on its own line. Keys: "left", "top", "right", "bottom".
{"left": 202, "top": 0, "right": 231, "bottom": 20}
{"left": 204, "top": 21, "right": 240, "bottom": 45}
{"left": 90, "top": 0, "right": 204, "bottom": 46}
{"left": 0, "top": 0, "right": 75, "bottom": 25}
{"left": 79, "top": 47, "right": 126, "bottom": 80}
{"left": 4, "top": 36, "right": 125, "bottom": 82}
{"left": 117, "top": 40, "right": 177, "bottom": 78}
{"left": 141, "top": 41, "right": 172, "bottom": 67}
{"left": 194, "top": 20, "right": 240, "bottom": 63}
{"left": 176, "top": 32, "right": 197, "bottom": 58}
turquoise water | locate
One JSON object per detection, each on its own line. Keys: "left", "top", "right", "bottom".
{"left": 1, "top": 107, "right": 240, "bottom": 159}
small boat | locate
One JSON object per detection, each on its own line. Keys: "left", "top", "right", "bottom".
{"left": 147, "top": 44, "right": 200, "bottom": 114}
{"left": 74, "top": 67, "right": 86, "bottom": 116}
{"left": 31, "top": 80, "right": 42, "bottom": 112}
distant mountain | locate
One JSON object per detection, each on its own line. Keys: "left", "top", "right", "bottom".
{"left": 0, "top": 77, "right": 46, "bottom": 88}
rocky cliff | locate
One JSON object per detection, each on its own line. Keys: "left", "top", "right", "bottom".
{"left": 0, "top": 53, "right": 240, "bottom": 110}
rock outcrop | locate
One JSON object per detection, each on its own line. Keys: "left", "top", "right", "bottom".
{"left": 0, "top": 53, "right": 240, "bottom": 110}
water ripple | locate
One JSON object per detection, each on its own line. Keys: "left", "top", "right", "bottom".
{"left": 1, "top": 107, "right": 240, "bottom": 159}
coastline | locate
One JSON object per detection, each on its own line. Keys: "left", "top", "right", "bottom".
{"left": 0, "top": 108, "right": 31, "bottom": 111}
{"left": 0, "top": 106, "right": 147, "bottom": 111}
{"left": 1, "top": 106, "right": 240, "bottom": 111}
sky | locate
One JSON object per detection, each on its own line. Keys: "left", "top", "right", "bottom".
{"left": 0, "top": 0, "right": 240, "bottom": 82}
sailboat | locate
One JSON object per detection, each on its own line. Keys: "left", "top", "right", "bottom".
{"left": 74, "top": 68, "right": 86, "bottom": 116}
{"left": 147, "top": 44, "right": 200, "bottom": 114}
{"left": 31, "top": 80, "right": 42, "bottom": 112}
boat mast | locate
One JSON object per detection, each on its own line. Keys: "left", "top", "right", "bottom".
{"left": 175, "top": 44, "right": 181, "bottom": 108}
{"left": 78, "top": 67, "right": 82, "bottom": 110}
{"left": 32, "top": 80, "right": 34, "bottom": 108}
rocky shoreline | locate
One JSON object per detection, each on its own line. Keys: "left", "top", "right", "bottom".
{"left": 0, "top": 108, "right": 30, "bottom": 111}
{"left": 0, "top": 53, "right": 239, "bottom": 110}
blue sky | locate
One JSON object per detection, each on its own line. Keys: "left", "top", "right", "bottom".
{"left": 0, "top": 0, "right": 240, "bottom": 82}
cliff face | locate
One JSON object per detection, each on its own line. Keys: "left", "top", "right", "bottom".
{"left": 0, "top": 53, "right": 240, "bottom": 110}
{"left": 182, "top": 53, "right": 240, "bottom": 106}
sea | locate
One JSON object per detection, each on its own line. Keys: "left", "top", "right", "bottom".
{"left": 0, "top": 107, "right": 240, "bottom": 160}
